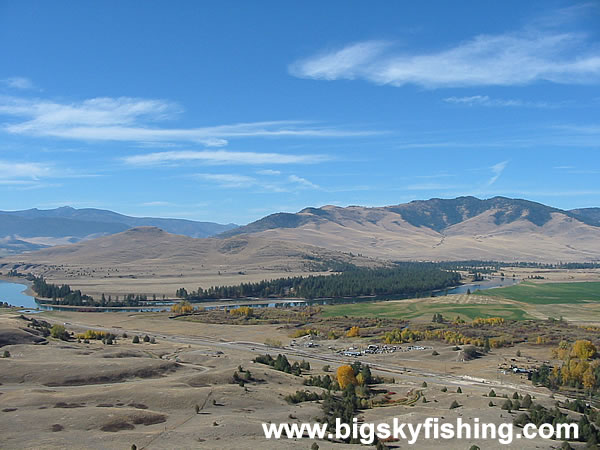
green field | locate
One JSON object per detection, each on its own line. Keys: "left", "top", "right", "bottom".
{"left": 320, "top": 282, "right": 600, "bottom": 321}
{"left": 477, "top": 281, "right": 600, "bottom": 304}
{"left": 320, "top": 301, "right": 531, "bottom": 321}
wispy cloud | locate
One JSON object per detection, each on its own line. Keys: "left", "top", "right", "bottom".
{"left": 443, "top": 95, "right": 553, "bottom": 108}
{"left": 0, "top": 95, "right": 380, "bottom": 145}
{"left": 487, "top": 161, "right": 509, "bottom": 186}
{"left": 288, "top": 174, "right": 320, "bottom": 189}
{"left": 195, "top": 173, "right": 259, "bottom": 188}
{"left": 256, "top": 169, "right": 281, "bottom": 176}
{"left": 123, "top": 150, "right": 329, "bottom": 166}
{"left": 0, "top": 160, "right": 60, "bottom": 190}
{"left": 1, "top": 77, "right": 35, "bottom": 90}
{"left": 194, "top": 172, "right": 320, "bottom": 192}
{"left": 290, "top": 14, "right": 600, "bottom": 88}
{"left": 140, "top": 201, "right": 173, "bottom": 207}
{"left": 0, "top": 160, "right": 53, "bottom": 180}
{"left": 554, "top": 123, "right": 600, "bottom": 134}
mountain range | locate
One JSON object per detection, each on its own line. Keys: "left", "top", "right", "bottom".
{"left": 219, "top": 196, "right": 600, "bottom": 262}
{"left": 0, "top": 206, "right": 237, "bottom": 255}
{"left": 1, "top": 197, "right": 599, "bottom": 265}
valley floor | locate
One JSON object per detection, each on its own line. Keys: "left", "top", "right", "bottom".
{"left": 0, "top": 308, "right": 589, "bottom": 449}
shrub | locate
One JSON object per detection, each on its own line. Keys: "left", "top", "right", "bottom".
{"left": 441, "top": 387, "right": 447, "bottom": 392}
{"left": 488, "top": 389, "right": 496, "bottom": 397}
{"left": 513, "top": 413, "right": 529, "bottom": 427}
{"left": 449, "top": 400, "right": 460, "bottom": 409}
{"left": 143, "top": 335, "right": 150, "bottom": 343}
{"left": 50, "top": 324, "right": 69, "bottom": 340}
{"left": 322, "top": 365, "right": 330, "bottom": 372}
{"left": 132, "top": 336, "right": 140, "bottom": 343}
{"left": 264, "top": 338, "right": 283, "bottom": 347}
{"left": 489, "top": 401, "right": 494, "bottom": 407}
{"left": 462, "top": 345, "right": 478, "bottom": 360}
{"left": 422, "top": 381, "right": 428, "bottom": 387}
{"left": 501, "top": 400, "right": 513, "bottom": 411}
{"left": 2, "top": 350, "right": 10, "bottom": 358}
{"left": 456, "top": 387, "right": 462, "bottom": 393}
{"left": 284, "top": 390, "right": 323, "bottom": 404}
{"left": 431, "top": 350, "right": 439, "bottom": 356}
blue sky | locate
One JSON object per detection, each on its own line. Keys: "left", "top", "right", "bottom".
{"left": 1, "top": 0, "right": 599, "bottom": 224}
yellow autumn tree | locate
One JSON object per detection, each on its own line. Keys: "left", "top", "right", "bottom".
{"left": 572, "top": 340, "right": 597, "bottom": 360}
{"left": 171, "top": 300, "right": 193, "bottom": 314}
{"left": 230, "top": 306, "right": 253, "bottom": 317}
{"left": 583, "top": 367, "right": 596, "bottom": 390}
{"left": 356, "top": 373, "right": 365, "bottom": 386}
{"left": 346, "top": 326, "right": 360, "bottom": 337}
{"left": 337, "top": 365, "right": 358, "bottom": 389}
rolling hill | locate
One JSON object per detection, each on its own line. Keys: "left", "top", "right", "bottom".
{"left": 0, "top": 227, "right": 377, "bottom": 297}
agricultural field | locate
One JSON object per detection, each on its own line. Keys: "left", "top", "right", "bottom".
{"left": 479, "top": 281, "right": 600, "bottom": 304}
{"left": 321, "top": 297, "right": 531, "bottom": 321}
{"left": 321, "top": 282, "right": 600, "bottom": 325}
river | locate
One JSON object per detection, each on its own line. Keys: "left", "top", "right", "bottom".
{"left": 0, "top": 276, "right": 519, "bottom": 312}
{"left": 0, "top": 279, "right": 38, "bottom": 310}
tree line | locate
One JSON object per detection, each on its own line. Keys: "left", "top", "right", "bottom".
{"left": 176, "top": 263, "right": 461, "bottom": 300}
{"left": 31, "top": 276, "right": 147, "bottom": 307}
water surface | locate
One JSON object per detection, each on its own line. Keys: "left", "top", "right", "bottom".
{"left": 0, "top": 280, "right": 38, "bottom": 309}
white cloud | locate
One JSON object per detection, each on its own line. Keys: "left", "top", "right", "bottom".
{"left": 443, "top": 95, "right": 552, "bottom": 108}
{"left": 291, "top": 29, "right": 600, "bottom": 88}
{"left": 288, "top": 174, "right": 320, "bottom": 189}
{"left": 196, "top": 173, "right": 258, "bottom": 188}
{"left": 0, "top": 96, "right": 178, "bottom": 127}
{"left": 0, "top": 95, "right": 380, "bottom": 145}
{"left": 1, "top": 77, "right": 35, "bottom": 90}
{"left": 0, "top": 160, "right": 53, "bottom": 180}
{"left": 123, "top": 150, "right": 329, "bottom": 166}
{"left": 140, "top": 201, "right": 173, "bottom": 207}
{"left": 256, "top": 169, "right": 282, "bottom": 175}
{"left": 487, "top": 161, "right": 509, "bottom": 186}
{"left": 290, "top": 41, "right": 389, "bottom": 81}
{"left": 193, "top": 172, "right": 320, "bottom": 192}
{"left": 195, "top": 173, "right": 286, "bottom": 192}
